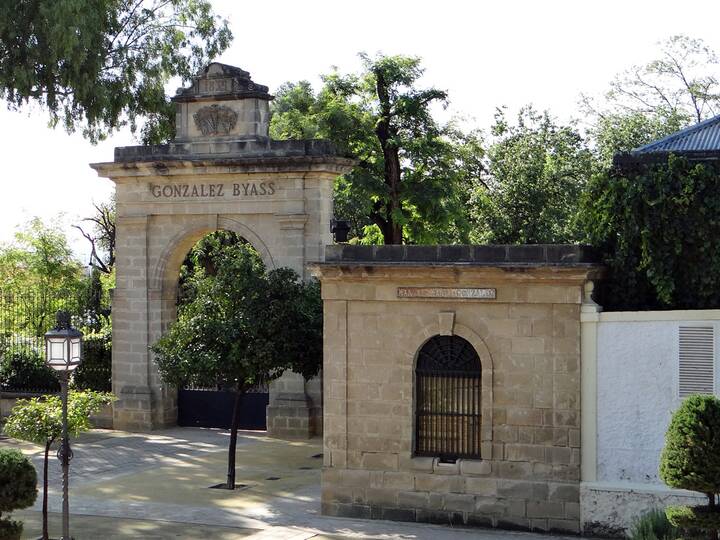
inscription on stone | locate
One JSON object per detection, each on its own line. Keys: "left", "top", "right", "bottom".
{"left": 199, "top": 78, "right": 231, "bottom": 94}
{"left": 397, "top": 287, "right": 496, "bottom": 299}
{"left": 150, "top": 182, "right": 276, "bottom": 198}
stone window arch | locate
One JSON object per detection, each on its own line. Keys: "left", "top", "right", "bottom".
{"left": 415, "top": 335, "right": 483, "bottom": 461}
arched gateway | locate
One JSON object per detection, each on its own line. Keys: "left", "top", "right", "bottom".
{"left": 91, "top": 63, "right": 354, "bottom": 435}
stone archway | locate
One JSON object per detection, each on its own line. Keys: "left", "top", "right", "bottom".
{"left": 91, "top": 63, "right": 354, "bottom": 434}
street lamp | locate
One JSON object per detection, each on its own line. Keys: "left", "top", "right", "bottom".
{"left": 44, "top": 311, "right": 83, "bottom": 540}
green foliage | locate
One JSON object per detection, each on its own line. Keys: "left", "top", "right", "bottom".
{"left": 590, "top": 111, "right": 689, "bottom": 168}
{"left": 3, "top": 391, "right": 115, "bottom": 446}
{"left": 0, "top": 344, "right": 58, "bottom": 392}
{"left": 628, "top": 508, "right": 682, "bottom": 540}
{"left": 583, "top": 156, "right": 720, "bottom": 310}
{"left": 72, "top": 332, "right": 112, "bottom": 392}
{"left": 177, "top": 230, "right": 246, "bottom": 304}
{"left": 152, "top": 238, "right": 322, "bottom": 390}
{"left": 470, "top": 106, "right": 593, "bottom": 244}
{"left": 0, "top": 518, "right": 22, "bottom": 540}
{"left": 0, "top": 448, "right": 36, "bottom": 531}
{"left": 0, "top": 218, "right": 84, "bottom": 300}
{"left": 0, "top": 0, "right": 232, "bottom": 142}
{"left": 665, "top": 505, "right": 720, "bottom": 530}
{"left": 0, "top": 217, "right": 112, "bottom": 372}
{"left": 3, "top": 390, "right": 112, "bottom": 539}
{"left": 659, "top": 395, "right": 720, "bottom": 502}
{"left": 270, "top": 54, "right": 481, "bottom": 244}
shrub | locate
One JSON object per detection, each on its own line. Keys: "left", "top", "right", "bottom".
{"left": 4, "top": 391, "right": 114, "bottom": 539}
{"left": 666, "top": 505, "right": 720, "bottom": 530}
{"left": 0, "top": 345, "right": 58, "bottom": 392}
{"left": 0, "top": 448, "right": 37, "bottom": 540}
{"left": 629, "top": 508, "right": 681, "bottom": 540}
{"left": 72, "top": 333, "right": 111, "bottom": 392}
{"left": 0, "top": 520, "right": 22, "bottom": 540}
{"left": 660, "top": 394, "right": 720, "bottom": 497}
{"left": 659, "top": 394, "right": 720, "bottom": 538}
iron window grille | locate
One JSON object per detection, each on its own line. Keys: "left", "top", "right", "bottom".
{"left": 415, "top": 335, "right": 482, "bottom": 461}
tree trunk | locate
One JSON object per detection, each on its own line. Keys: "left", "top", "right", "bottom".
{"left": 42, "top": 440, "right": 51, "bottom": 540}
{"left": 374, "top": 70, "right": 403, "bottom": 245}
{"left": 225, "top": 390, "right": 244, "bottom": 489}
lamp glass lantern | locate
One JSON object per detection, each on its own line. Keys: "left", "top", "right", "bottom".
{"left": 44, "top": 312, "right": 83, "bottom": 373}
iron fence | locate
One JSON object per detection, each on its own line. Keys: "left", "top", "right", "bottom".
{"left": 0, "top": 290, "right": 111, "bottom": 393}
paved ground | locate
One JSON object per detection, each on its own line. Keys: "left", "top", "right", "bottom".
{"left": 1, "top": 428, "right": 573, "bottom": 540}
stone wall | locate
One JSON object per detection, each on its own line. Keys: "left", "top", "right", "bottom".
{"left": 313, "top": 245, "right": 601, "bottom": 533}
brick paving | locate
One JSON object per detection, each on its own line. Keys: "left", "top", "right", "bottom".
{"left": 2, "top": 428, "right": 575, "bottom": 539}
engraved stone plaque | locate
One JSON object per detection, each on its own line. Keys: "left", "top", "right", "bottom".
{"left": 397, "top": 287, "right": 496, "bottom": 299}
{"left": 193, "top": 104, "right": 238, "bottom": 136}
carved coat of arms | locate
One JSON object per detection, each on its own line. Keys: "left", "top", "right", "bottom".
{"left": 193, "top": 104, "right": 238, "bottom": 136}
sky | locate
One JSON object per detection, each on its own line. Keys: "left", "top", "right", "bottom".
{"left": 1, "top": 0, "right": 720, "bottom": 261}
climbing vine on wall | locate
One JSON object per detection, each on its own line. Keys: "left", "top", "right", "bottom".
{"left": 582, "top": 154, "right": 720, "bottom": 311}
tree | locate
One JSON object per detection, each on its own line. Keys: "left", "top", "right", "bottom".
{"left": 151, "top": 241, "right": 322, "bottom": 489}
{"left": 588, "top": 111, "right": 688, "bottom": 168}
{"left": 0, "top": 218, "right": 86, "bottom": 347}
{"left": 270, "top": 54, "right": 483, "bottom": 245}
{"left": 659, "top": 394, "right": 720, "bottom": 539}
{"left": 0, "top": 449, "right": 36, "bottom": 540}
{"left": 73, "top": 197, "right": 116, "bottom": 274}
{"left": 470, "top": 106, "right": 593, "bottom": 244}
{"left": 0, "top": 0, "right": 232, "bottom": 143}
{"left": 0, "top": 217, "right": 113, "bottom": 338}
{"left": 3, "top": 391, "right": 114, "bottom": 540}
{"left": 583, "top": 35, "right": 720, "bottom": 126}
{"left": 0, "top": 218, "right": 84, "bottom": 299}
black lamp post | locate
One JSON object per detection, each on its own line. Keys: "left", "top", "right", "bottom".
{"left": 44, "top": 311, "right": 83, "bottom": 540}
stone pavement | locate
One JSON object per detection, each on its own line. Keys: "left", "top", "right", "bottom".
{"left": 1, "top": 428, "right": 575, "bottom": 539}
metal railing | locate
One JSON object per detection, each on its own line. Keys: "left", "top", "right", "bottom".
{"left": 415, "top": 336, "right": 482, "bottom": 460}
{"left": 0, "top": 290, "right": 111, "bottom": 393}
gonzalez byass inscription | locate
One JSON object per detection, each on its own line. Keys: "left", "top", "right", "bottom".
{"left": 397, "top": 287, "right": 497, "bottom": 299}
{"left": 150, "top": 182, "right": 276, "bottom": 198}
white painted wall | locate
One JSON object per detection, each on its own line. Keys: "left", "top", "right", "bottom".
{"left": 596, "top": 311, "right": 720, "bottom": 485}
{"left": 580, "top": 310, "right": 720, "bottom": 534}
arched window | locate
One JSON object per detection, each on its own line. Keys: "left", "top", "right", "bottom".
{"left": 415, "top": 335, "right": 482, "bottom": 461}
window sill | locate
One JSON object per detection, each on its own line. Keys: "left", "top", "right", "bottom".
{"left": 408, "top": 455, "right": 489, "bottom": 475}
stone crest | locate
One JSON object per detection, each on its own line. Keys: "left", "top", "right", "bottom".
{"left": 193, "top": 104, "right": 238, "bottom": 136}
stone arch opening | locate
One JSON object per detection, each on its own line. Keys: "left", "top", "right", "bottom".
{"left": 163, "top": 229, "right": 271, "bottom": 431}
{"left": 154, "top": 221, "right": 275, "bottom": 333}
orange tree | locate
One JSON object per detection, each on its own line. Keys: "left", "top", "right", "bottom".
{"left": 151, "top": 243, "right": 322, "bottom": 489}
